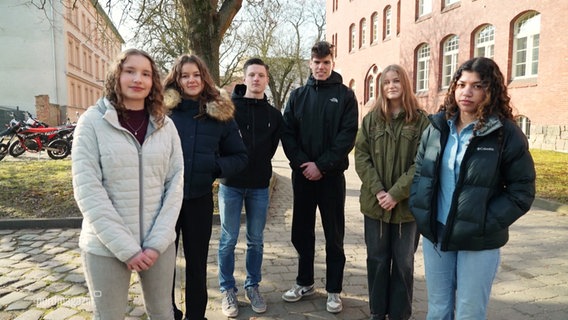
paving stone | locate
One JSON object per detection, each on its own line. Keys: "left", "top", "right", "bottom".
{"left": 23, "top": 280, "right": 48, "bottom": 292}
{"left": 0, "top": 276, "right": 18, "bottom": 286}
{"left": 43, "top": 307, "right": 78, "bottom": 320}
{"left": 5, "top": 299, "right": 33, "bottom": 311}
{"left": 45, "top": 282, "right": 72, "bottom": 293}
{"left": 64, "top": 273, "right": 85, "bottom": 284}
{"left": 13, "top": 309, "right": 43, "bottom": 320}
{"left": 0, "top": 291, "right": 27, "bottom": 307}
{"left": 62, "top": 284, "right": 88, "bottom": 296}
{"left": 36, "top": 295, "right": 63, "bottom": 309}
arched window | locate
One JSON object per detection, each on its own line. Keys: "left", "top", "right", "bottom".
{"left": 384, "top": 6, "right": 392, "bottom": 39}
{"left": 371, "top": 12, "right": 379, "bottom": 44}
{"left": 442, "top": 35, "right": 459, "bottom": 88}
{"left": 360, "top": 18, "right": 367, "bottom": 48}
{"left": 367, "top": 75, "right": 375, "bottom": 101}
{"left": 416, "top": 44, "right": 430, "bottom": 92}
{"left": 349, "top": 24, "right": 356, "bottom": 52}
{"left": 513, "top": 11, "right": 540, "bottom": 79}
{"left": 475, "top": 25, "right": 495, "bottom": 59}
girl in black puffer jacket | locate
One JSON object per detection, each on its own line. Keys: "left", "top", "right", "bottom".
{"left": 410, "top": 57, "right": 535, "bottom": 320}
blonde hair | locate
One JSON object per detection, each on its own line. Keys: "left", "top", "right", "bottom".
{"left": 373, "top": 64, "right": 422, "bottom": 123}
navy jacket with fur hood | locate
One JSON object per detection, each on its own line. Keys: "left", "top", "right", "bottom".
{"left": 166, "top": 89, "right": 248, "bottom": 199}
{"left": 219, "top": 84, "right": 282, "bottom": 188}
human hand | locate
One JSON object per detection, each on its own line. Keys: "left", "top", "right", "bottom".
{"left": 127, "top": 251, "right": 154, "bottom": 272}
{"left": 300, "top": 162, "right": 322, "bottom": 181}
{"left": 143, "top": 248, "right": 160, "bottom": 265}
{"left": 377, "top": 192, "right": 397, "bottom": 211}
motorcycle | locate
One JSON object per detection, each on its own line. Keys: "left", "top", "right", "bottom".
{"left": 0, "top": 113, "right": 22, "bottom": 161}
{"left": 8, "top": 113, "right": 73, "bottom": 160}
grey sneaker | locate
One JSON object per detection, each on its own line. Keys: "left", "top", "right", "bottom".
{"left": 245, "top": 286, "right": 267, "bottom": 313}
{"left": 221, "top": 288, "right": 239, "bottom": 318}
{"left": 326, "top": 292, "right": 343, "bottom": 313}
{"left": 282, "top": 284, "right": 315, "bottom": 302}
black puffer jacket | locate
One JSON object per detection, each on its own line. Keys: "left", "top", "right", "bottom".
{"left": 167, "top": 89, "right": 248, "bottom": 199}
{"left": 409, "top": 111, "right": 536, "bottom": 251}
{"left": 281, "top": 71, "right": 358, "bottom": 175}
{"left": 220, "top": 84, "right": 282, "bottom": 188}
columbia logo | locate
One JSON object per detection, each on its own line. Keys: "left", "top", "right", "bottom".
{"left": 330, "top": 98, "right": 339, "bottom": 103}
{"left": 477, "top": 147, "right": 495, "bottom": 151}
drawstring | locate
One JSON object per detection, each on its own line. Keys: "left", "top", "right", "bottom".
{"left": 399, "top": 222, "right": 402, "bottom": 239}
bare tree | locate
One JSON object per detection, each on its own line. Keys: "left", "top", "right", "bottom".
{"left": 102, "top": 0, "right": 243, "bottom": 83}
{"left": 233, "top": 0, "right": 325, "bottom": 110}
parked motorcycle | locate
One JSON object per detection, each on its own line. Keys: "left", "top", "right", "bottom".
{"left": 0, "top": 113, "right": 22, "bottom": 161}
{"left": 8, "top": 112, "right": 73, "bottom": 160}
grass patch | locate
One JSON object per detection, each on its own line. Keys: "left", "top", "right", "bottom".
{"left": 0, "top": 157, "right": 219, "bottom": 219}
{"left": 0, "top": 159, "right": 78, "bottom": 219}
{"left": 530, "top": 149, "right": 568, "bottom": 204}
{"left": 0, "top": 149, "right": 566, "bottom": 219}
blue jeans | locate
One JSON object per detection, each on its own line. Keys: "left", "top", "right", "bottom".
{"left": 422, "top": 235, "right": 500, "bottom": 320}
{"left": 218, "top": 184, "right": 269, "bottom": 292}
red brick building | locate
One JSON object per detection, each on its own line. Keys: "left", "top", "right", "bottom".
{"left": 327, "top": 0, "right": 568, "bottom": 151}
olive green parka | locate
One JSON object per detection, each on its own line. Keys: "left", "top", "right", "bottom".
{"left": 355, "top": 109, "right": 429, "bottom": 223}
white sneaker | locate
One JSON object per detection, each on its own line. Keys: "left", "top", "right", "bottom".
{"left": 326, "top": 292, "right": 342, "bottom": 313}
{"left": 221, "top": 288, "right": 239, "bottom": 317}
{"left": 281, "top": 284, "right": 315, "bottom": 302}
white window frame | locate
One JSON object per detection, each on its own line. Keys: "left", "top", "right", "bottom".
{"left": 416, "top": 44, "right": 430, "bottom": 92}
{"left": 368, "top": 75, "right": 375, "bottom": 100}
{"left": 419, "top": 0, "right": 432, "bottom": 16}
{"left": 372, "top": 13, "right": 379, "bottom": 43}
{"left": 513, "top": 12, "right": 540, "bottom": 79}
{"left": 350, "top": 24, "right": 356, "bottom": 52}
{"left": 360, "top": 19, "right": 367, "bottom": 47}
{"left": 442, "top": 35, "right": 459, "bottom": 88}
{"left": 475, "top": 25, "right": 495, "bottom": 59}
{"left": 384, "top": 6, "right": 392, "bottom": 38}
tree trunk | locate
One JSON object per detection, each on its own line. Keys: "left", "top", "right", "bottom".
{"left": 180, "top": 0, "right": 242, "bottom": 84}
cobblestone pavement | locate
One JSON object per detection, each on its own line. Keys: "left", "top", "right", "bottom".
{"left": 0, "top": 147, "right": 567, "bottom": 319}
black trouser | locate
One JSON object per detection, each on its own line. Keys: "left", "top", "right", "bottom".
{"left": 172, "top": 194, "right": 213, "bottom": 320}
{"left": 365, "top": 216, "right": 417, "bottom": 320}
{"left": 291, "top": 170, "right": 346, "bottom": 293}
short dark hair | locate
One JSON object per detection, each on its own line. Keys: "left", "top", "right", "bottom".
{"left": 311, "top": 41, "right": 334, "bottom": 59}
{"left": 243, "top": 58, "right": 269, "bottom": 75}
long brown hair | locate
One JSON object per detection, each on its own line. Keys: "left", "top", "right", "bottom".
{"left": 373, "top": 64, "right": 422, "bottom": 123}
{"left": 104, "top": 49, "right": 166, "bottom": 127}
{"left": 440, "top": 57, "right": 513, "bottom": 131}
{"left": 163, "top": 54, "right": 221, "bottom": 111}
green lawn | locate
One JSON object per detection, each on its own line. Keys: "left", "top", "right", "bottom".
{"left": 0, "top": 149, "right": 566, "bottom": 219}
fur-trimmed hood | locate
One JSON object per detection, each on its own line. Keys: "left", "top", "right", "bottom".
{"left": 164, "top": 88, "right": 235, "bottom": 122}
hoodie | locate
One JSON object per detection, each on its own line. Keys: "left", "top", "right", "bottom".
{"left": 220, "top": 84, "right": 283, "bottom": 188}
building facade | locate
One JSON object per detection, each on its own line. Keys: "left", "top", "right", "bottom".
{"left": 0, "top": 0, "right": 123, "bottom": 124}
{"left": 327, "top": 0, "right": 568, "bottom": 151}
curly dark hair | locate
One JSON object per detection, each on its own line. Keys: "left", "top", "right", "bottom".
{"left": 104, "top": 49, "right": 166, "bottom": 127}
{"left": 440, "top": 57, "right": 513, "bottom": 131}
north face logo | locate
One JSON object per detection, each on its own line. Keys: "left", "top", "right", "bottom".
{"left": 330, "top": 98, "right": 339, "bottom": 103}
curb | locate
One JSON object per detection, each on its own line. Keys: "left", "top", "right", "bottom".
{"left": 532, "top": 198, "right": 568, "bottom": 215}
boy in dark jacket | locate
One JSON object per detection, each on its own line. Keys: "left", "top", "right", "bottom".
{"left": 281, "top": 41, "right": 358, "bottom": 314}
{"left": 217, "top": 58, "right": 283, "bottom": 317}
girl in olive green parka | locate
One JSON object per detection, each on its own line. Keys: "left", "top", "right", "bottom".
{"left": 354, "top": 65, "right": 429, "bottom": 320}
